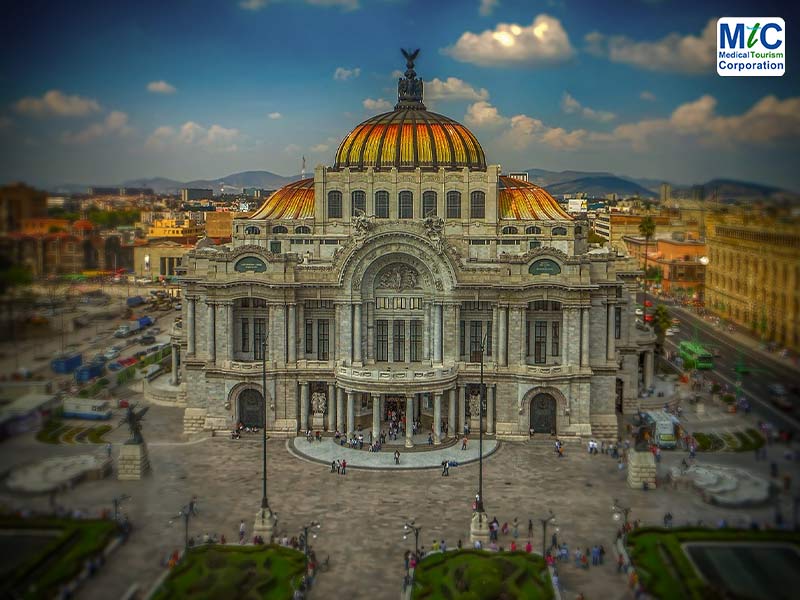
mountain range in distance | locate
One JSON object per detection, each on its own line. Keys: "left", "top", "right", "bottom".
{"left": 48, "top": 168, "right": 796, "bottom": 202}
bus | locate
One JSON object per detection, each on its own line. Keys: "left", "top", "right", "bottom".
{"left": 678, "top": 341, "right": 714, "bottom": 370}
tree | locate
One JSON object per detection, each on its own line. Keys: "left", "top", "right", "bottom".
{"left": 651, "top": 304, "right": 671, "bottom": 349}
{"left": 638, "top": 216, "right": 656, "bottom": 322}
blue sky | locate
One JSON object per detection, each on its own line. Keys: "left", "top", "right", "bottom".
{"left": 1, "top": 0, "right": 798, "bottom": 189}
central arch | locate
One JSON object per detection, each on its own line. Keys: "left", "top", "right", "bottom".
{"left": 530, "top": 393, "right": 556, "bottom": 435}
{"left": 237, "top": 388, "right": 265, "bottom": 427}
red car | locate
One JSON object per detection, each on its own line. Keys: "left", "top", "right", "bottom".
{"left": 644, "top": 314, "right": 654, "bottom": 322}
{"left": 644, "top": 300, "right": 653, "bottom": 307}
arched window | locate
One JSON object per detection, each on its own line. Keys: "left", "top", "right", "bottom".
{"left": 422, "top": 191, "right": 437, "bottom": 217}
{"left": 502, "top": 226, "right": 518, "bottom": 235}
{"left": 375, "top": 191, "right": 389, "bottom": 218}
{"left": 244, "top": 226, "right": 260, "bottom": 235}
{"left": 272, "top": 225, "right": 288, "bottom": 234}
{"left": 398, "top": 191, "right": 413, "bottom": 219}
{"left": 327, "top": 191, "right": 342, "bottom": 219}
{"left": 351, "top": 190, "right": 366, "bottom": 215}
{"left": 526, "top": 226, "right": 542, "bottom": 234}
{"left": 294, "top": 226, "right": 311, "bottom": 234}
{"left": 470, "top": 191, "right": 485, "bottom": 219}
{"left": 552, "top": 226, "right": 567, "bottom": 236}
{"left": 446, "top": 191, "right": 461, "bottom": 219}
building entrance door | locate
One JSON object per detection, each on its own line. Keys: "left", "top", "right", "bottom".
{"left": 384, "top": 396, "right": 403, "bottom": 421}
{"left": 238, "top": 389, "right": 265, "bottom": 427}
{"left": 530, "top": 393, "right": 556, "bottom": 434}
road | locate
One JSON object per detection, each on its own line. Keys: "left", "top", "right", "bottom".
{"left": 640, "top": 294, "right": 800, "bottom": 434}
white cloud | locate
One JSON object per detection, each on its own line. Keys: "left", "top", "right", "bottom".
{"left": 443, "top": 14, "right": 574, "bottom": 67}
{"left": 15, "top": 90, "right": 100, "bottom": 117}
{"left": 240, "top": 0, "right": 359, "bottom": 11}
{"left": 602, "top": 94, "right": 800, "bottom": 150}
{"left": 147, "top": 80, "right": 176, "bottom": 94}
{"left": 464, "top": 101, "right": 507, "bottom": 128}
{"left": 560, "top": 92, "right": 615, "bottom": 122}
{"left": 425, "top": 77, "right": 489, "bottom": 102}
{"left": 640, "top": 90, "right": 657, "bottom": 102}
{"left": 268, "top": 112, "right": 282, "bottom": 119}
{"left": 283, "top": 143, "right": 302, "bottom": 156}
{"left": 311, "top": 143, "right": 330, "bottom": 153}
{"left": 503, "top": 114, "right": 588, "bottom": 150}
{"left": 585, "top": 18, "right": 715, "bottom": 74}
{"left": 334, "top": 67, "right": 361, "bottom": 81}
{"left": 146, "top": 121, "right": 240, "bottom": 152}
{"left": 62, "top": 111, "right": 132, "bottom": 144}
{"left": 363, "top": 98, "right": 392, "bottom": 112}
{"left": 479, "top": 0, "right": 498, "bottom": 16}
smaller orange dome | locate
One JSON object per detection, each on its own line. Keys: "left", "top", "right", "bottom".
{"left": 250, "top": 178, "right": 314, "bottom": 220}
{"left": 498, "top": 177, "right": 572, "bottom": 221}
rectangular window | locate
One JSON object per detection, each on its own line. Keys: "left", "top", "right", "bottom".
{"left": 327, "top": 191, "right": 342, "bottom": 219}
{"left": 398, "top": 191, "right": 413, "bottom": 219}
{"left": 534, "top": 321, "right": 547, "bottom": 364}
{"left": 459, "top": 320, "right": 466, "bottom": 358}
{"left": 422, "top": 191, "right": 437, "bottom": 217}
{"left": 375, "top": 191, "right": 389, "bottom": 218}
{"left": 410, "top": 320, "right": 422, "bottom": 362}
{"left": 469, "top": 320, "right": 482, "bottom": 360}
{"left": 446, "top": 191, "right": 461, "bottom": 219}
{"left": 470, "top": 191, "right": 485, "bottom": 219}
{"left": 269, "top": 241, "right": 281, "bottom": 254}
{"left": 317, "top": 319, "right": 329, "bottom": 360}
{"left": 615, "top": 306, "right": 622, "bottom": 339}
{"left": 305, "top": 320, "right": 313, "bottom": 354}
{"left": 393, "top": 320, "right": 405, "bottom": 362}
{"left": 525, "top": 320, "right": 530, "bottom": 356}
{"left": 376, "top": 319, "right": 388, "bottom": 362}
{"left": 486, "top": 321, "right": 492, "bottom": 357}
{"left": 551, "top": 321, "right": 560, "bottom": 356}
{"left": 241, "top": 318, "right": 249, "bottom": 353}
{"left": 254, "top": 318, "right": 266, "bottom": 360}
{"left": 352, "top": 190, "right": 366, "bottom": 215}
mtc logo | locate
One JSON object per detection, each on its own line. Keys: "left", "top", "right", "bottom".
{"left": 720, "top": 18, "right": 784, "bottom": 49}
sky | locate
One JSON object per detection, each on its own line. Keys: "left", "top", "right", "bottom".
{"left": 0, "top": 0, "right": 798, "bottom": 190}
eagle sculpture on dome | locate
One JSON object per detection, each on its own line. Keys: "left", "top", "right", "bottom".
{"left": 401, "top": 48, "right": 420, "bottom": 70}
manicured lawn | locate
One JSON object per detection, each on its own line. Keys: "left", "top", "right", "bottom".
{"left": 626, "top": 528, "right": 800, "bottom": 600}
{"left": 35, "top": 420, "right": 112, "bottom": 445}
{"left": 0, "top": 516, "right": 118, "bottom": 600}
{"left": 153, "top": 544, "right": 307, "bottom": 600}
{"left": 412, "top": 550, "right": 553, "bottom": 600}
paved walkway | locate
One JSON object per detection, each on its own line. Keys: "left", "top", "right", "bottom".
{"left": 289, "top": 435, "right": 499, "bottom": 469}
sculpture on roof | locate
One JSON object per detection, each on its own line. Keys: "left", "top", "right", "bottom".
{"left": 397, "top": 48, "right": 424, "bottom": 107}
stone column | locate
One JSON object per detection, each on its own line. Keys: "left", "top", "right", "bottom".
{"left": 487, "top": 385, "right": 495, "bottom": 435}
{"left": 226, "top": 303, "right": 234, "bottom": 361}
{"left": 509, "top": 306, "right": 525, "bottom": 366}
{"left": 433, "top": 304, "right": 443, "bottom": 363}
{"left": 372, "top": 394, "right": 380, "bottom": 440}
{"left": 300, "top": 382, "right": 310, "bottom": 431}
{"left": 297, "top": 303, "right": 305, "bottom": 359}
{"left": 353, "top": 303, "right": 362, "bottom": 364}
{"left": 336, "top": 387, "right": 346, "bottom": 432}
{"left": 207, "top": 302, "right": 216, "bottom": 364}
{"left": 170, "top": 345, "right": 178, "bottom": 385}
{"left": 498, "top": 306, "right": 507, "bottom": 366}
{"left": 327, "top": 382, "right": 336, "bottom": 431}
{"left": 405, "top": 395, "right": 414, "bottom": 448}
{"left": 644, "top": 350, "right": 655, "bottom": 390}
{"left": 187, "top": 297, "right": 196, "bottom": 355}
{"left": 563, "top": 307, "right": 575, "bottom": 367}
{"left": 453, "top": 303, "right": 461, "bottom": 362}
{"left": 433, "top": 392, "right": 442, "bottom": 445}
{"left": 272, "top": 305, "right": 286, "bottom": 364}
{"left": 423, "top": 302, "right": 431, "bottom": 361}
{"left": 448, "top": 387, "right": 456, "bottom": 438}
{"left": 346, "top": 391, "right": 356, "bottom": 435}
{"left": 606, "top": 302, "right": 616, "bottom": 361}
{"left": 338, "top": 303, "right": 353, "bottom": 364}
{"left": 581, "top": 307, "right": 590, "bottom": 368}
{"left": 287, "top": 304, "right": 297, "bottom": 364}
{"left": 458, "top": 384, "right": 466, "bottom": 435}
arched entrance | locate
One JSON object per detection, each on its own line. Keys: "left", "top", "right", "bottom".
{"left": 530, "top": 393, "right": 556, "bottom": 435}
{"left": 237, "top": 388, "right": 265, "bottom": 427}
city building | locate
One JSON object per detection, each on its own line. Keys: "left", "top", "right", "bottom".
{"left": 181, "top": 188, "right": 214, "bottom": 202}
{"left": 705, "top": 211, "right": 799, "bottom": 351}
{"left": 0, "top": 184, "right": 47, "bottom": 235}
{"left": 147, "top": 218, "right": 205, "bottom": 243}
{"left": 660, "top": 183, "right": 671, "bottom": 204}
{"left": 133, "top": 240, "right": 194, "bottom": 279}
{"left": 173, "top": 55, "right": 655, "bottom": 440}
{"left": 592, "top": 212, "right": 699, "bottom": 254}
{"left": 205, "top": 211, "right": 238, "bottom": 241}
{"left": 622, "top": 235, "right": 707, "bottom": 301}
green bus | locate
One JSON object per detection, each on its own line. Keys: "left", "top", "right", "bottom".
{"left": 679, "top": 341, "right": 714, "bottom": 370}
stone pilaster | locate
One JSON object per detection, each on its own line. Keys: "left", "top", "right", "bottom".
{"left": 207, "top": 301, "right": 216, "bottom": 364}
{"left": 581, "top": 306, "right": 590, "bottom": 368}
{"left": 433, "top": 392, "right": 442, "bottom": 444}
{"left": 448, "top": 387, "right": 456, "bottom": 438}
{"left": 336, "top": 387, "right": 346, "bottom": 433}
{"left": 346, "top": 391, "right": 355, "bottom": 435}
{"left": 405, "top": 395, "right": 414, "bottom": 447}
{"left": 187, "top": 297, "right": 196, "bottom": 356}
{"left": 327, "top": 383, "right": 336, "bottom": 431}
{"left": 287, "top": 304, "right": 297, "bottom": 363}
{"left": 353, "top": 303, "right": 362, "bottom": 364}
{"left": 372, "top": 394, "right": 380, "bottom": 440}
{"left": 423, "top": 302, "right": 431, "bottom": 361}
{"left": 433, "top": 303, "right": 442, "bottom": 363}
{"left": 497, "top": 306, "right": 507, "bottom": 366}
{"left": 300, "top": 382, "right": 309, "bottom": 431}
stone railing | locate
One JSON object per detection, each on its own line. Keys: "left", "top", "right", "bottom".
{"left": 524, "top": 364, "right": 575, "bottom": 376}
{"left": 228, "top": 361, "right": 264, "bottom": 373}
{"left": 336, "top": 364, "right": 458, "bottom": 391}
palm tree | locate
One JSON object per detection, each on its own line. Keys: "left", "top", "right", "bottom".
{"left": 638, "top": 216, "right": 656, "bottom": 323}
{"left": 651, "top": 304, "right": 672, "bottom": 352}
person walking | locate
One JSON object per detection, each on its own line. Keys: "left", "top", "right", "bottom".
{"left": 330, "top": 460, "right": 336, "bottom": 473}
{"left": 340, "top": 459, "right": 347, "bottom": 475}
{"left": 461, "top": 436, "right": 468, "bottom": 451}
{"left": 394, "top": 450, "right": 400, "bottom": 465}
{"left": 239, "top": 520, "right": 246, "bottom": 544}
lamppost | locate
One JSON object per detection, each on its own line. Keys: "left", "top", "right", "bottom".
{"left": 539, "top": 511, "right": 557, "bottom": 557}
{"left": 612, "top": 498, "right": 632, "bottom": 529}
{"left": 403, "top": 520, "right": 422, "bottom": 558}
{"left": 300, "top": 521, "right": 321, "bottom": 567}
{"left": 176, "top": 501, "right": 195, "bottom": 550}
{"left": 469, "top": 333, "right": 490, "bottom": 545}
{"left": 254, "top": 338, "right": 276, "bottom": 540}
{"left": 112, "top": 494, "right": 130, "bottom": 523}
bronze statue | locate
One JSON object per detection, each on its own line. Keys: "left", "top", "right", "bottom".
{"left": 121, "top": 404, "right": 149, "bottom": 444}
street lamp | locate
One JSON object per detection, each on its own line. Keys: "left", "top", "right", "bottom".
{"left": 403, "top": 520, "right": 422, "bottom": 558}
{"left": 112, "top": 494, "right": 130, "bottom": 523}
{"left": 300, "top": 521, "right": 321, "bottom": 567}
{"left": 469, "top": 333, "right": 490, "bottom": 544}
{"left": 176, "top": 501, "right": 196, "bottom": 550}
{"left": 538, "top": 511, "right": 556, "bottom": 558}
{"left": 612, "top": 498, "right": 631, "bottom": 528}
{"left": 255, "top": 338, "right": 275, "bottom": 541}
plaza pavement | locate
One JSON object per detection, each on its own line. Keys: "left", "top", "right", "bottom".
{"left": 0, "top": 401, "right": 798, "bottom": 600}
